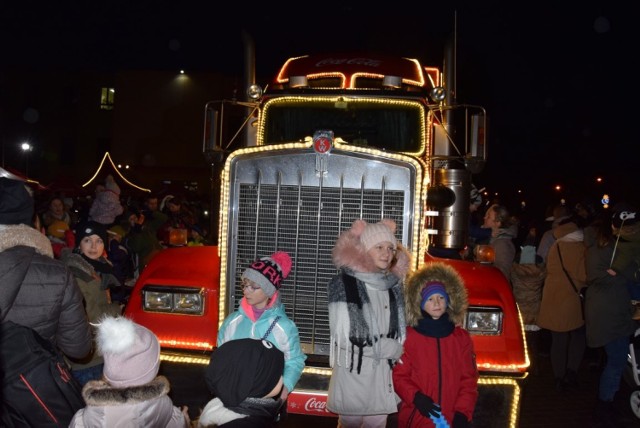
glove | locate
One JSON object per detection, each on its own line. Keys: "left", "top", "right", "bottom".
{"left": 378, "top": 337, "right": 403, "bottom": 360}
{"left": 413, "top": 391, "right": 441, "bottom": 419}
{"left": 453, "top": 412, "right": 469, "bottom": 428}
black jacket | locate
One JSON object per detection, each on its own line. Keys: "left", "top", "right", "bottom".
{"left": 0, "top": 224, "right": 92, "bottom": 359}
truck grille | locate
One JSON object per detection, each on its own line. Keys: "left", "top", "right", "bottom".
{"left": 224, "top": 148, "right": 417, "bottom": 357}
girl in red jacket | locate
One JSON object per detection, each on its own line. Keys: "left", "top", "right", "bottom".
{"left": 393, "top": 262, "right": 479, "bottom": 428}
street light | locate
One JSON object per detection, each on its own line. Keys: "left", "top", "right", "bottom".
{"left": 20, "top": 142, "right": 32, "bottom": 176}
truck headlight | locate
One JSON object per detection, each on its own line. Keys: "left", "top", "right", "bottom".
{"left": 142, "top": 285, "right": 204, "bottom": 315}
{"left": 465, "top": 307, "right": 503, "bottom": 335}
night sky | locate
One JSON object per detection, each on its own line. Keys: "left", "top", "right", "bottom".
{"left": 2, "top": 1, "right": 636, "bottom": 214}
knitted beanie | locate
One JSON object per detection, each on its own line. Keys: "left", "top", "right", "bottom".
{"left": 612, "top": 210, "right": 638, "bottom": 228}
{"left": 242, "top": 251, "right": 292, "bottom": 298}
{"left": 0, "top": 177, "right": 34, "bottom": 226}
{"left": 205, "top": 338, "right": 284, "bottom": 407}
{"left": 74, "top": 221, "right": 108, "bottom": 246}
{"left": 97, "top": 316, "right": 160, "bottom": 388}
{"left": 47, "top": 220, "right": 70, "bottom": 239}
{"left": 360, "top": 220, "right": 397, "bottom": 251}
{"left": 420, "top": 281, "right": 449, "bottom": 309}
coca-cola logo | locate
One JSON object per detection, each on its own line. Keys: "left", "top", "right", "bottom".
{"left": 315, "top": 58, "right": 382, "bottom": 68}
{"left": 304, "top": 397, "right": 330, "bottom": 413}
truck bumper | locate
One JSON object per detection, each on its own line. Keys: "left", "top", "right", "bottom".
{"left": 159, "top": 350, "right": 524, "bottom": 427}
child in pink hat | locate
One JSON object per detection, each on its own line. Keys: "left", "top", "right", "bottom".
{"left": 217, "top": 251, "right": 306, "bottom": 408}
{"left": 327, "top": 218, "right": 412, "bottom": 427}
{"left": 69, "top": 315, "right": 190, "bottom": 427}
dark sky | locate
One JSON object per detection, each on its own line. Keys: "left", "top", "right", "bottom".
{"left": 2, "top": 1, "right": 636, "bottom": 211}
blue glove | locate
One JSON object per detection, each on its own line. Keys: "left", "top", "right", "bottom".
{"left": 413, "top": 391, "right": 441, "bottom": 419}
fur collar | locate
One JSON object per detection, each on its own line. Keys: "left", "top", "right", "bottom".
{"left": 60, "top": 249, "right": 95, "bottom": 280}
{"left": 0, "top": 224, "right": 53, "bottom": 258}
{"left": 404, "top": 262, "right": 468, "bottom": 327}
{"left": 82, "top": 376, "right": 171, "bottom": 405}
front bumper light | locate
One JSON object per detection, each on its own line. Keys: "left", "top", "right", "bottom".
{"left": 142, "top": 285, "right": 204, "bottom": 315}
{"left": 465, "top": 306, "right": 503, "bottom": 335}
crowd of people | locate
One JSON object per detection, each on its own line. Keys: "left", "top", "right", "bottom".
{"left": 3, "top": 166, "right": 638, "bottom": 427}
{"left": 1, "top": 170, "right": 484, "bottom": 427}
{"left": 449, "top": 188, "right": 640, "bottom": 426}
{"left": 33, "top": 175, "right": 213, "bottom": 304}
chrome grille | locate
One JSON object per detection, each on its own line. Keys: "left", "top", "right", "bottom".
{"left": 225, "top": 148, "right": 416, "bottom": 356}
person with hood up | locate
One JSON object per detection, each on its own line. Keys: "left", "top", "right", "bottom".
{"left": 89, "top": 174, "right": 124, "bottom": 226}
{"left": 327, "top": 218, "right": 411, "bottom": 428}
{"left": 393, "top": 262, "right": 478, "bottom": 428}
{"left": 198, "top": 338, "right": 286, "bottom": 427}
{"left": 217, "top": 251, "right": 306, "bottom": 403}
{"left": 69, "top": 315, "right": 190, "bottom": 427}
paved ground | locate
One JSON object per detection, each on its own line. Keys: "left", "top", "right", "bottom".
{"left": 278, "top": 349, "right": 639, "bottom": 428}
{"left": 281, "top": 334, "right": 640, "bottom": 428}
{"left": 517, "top": 345, "right": 638, "bottom": 428}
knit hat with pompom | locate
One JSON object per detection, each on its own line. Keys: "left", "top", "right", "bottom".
{"left": 242, "top": 251, "right": 292, "bottom": 298}
{"left": 96, "top": 316, "right": 160, "bottom": 388}
{"left": 359, "top": 219, "right": 397, "bottom": 251}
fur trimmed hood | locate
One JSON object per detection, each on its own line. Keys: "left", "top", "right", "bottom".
{"left": 332, "top": 219, "right": 411, "bottom": 279}
{"left": 0, "top": 224, "right": 53, "bottom": 258}
{"left": 404, "top": 262, "right": 468, "bottom": 326}
{"left": 82, "top": 376, "right": 171, "bottom": 406}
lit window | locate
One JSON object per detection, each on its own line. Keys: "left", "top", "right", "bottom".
{"left": 100, "top": 87, "right": 115, "bottom": 110}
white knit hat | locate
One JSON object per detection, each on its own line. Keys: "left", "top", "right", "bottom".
{"left": 360, "top": 220, "right": 397, "bottom": 251}
{"left": 97, "top": 316, "right": 160, "bottom": 388}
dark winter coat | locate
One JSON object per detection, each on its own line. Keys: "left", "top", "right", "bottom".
{"left": 584, "top": 231, "right": 637, "bottom": 348}
{"left": 0, "top": 224, "right": 92, "bottom": 360}
{"left": 393, "top": 262, "right": 479, "bottom": 428}
{"left": 60, "top": 249, "right": 122, "bottom": 371}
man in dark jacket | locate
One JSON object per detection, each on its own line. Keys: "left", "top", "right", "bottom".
{"left": 0, "top": 175, "right": 92, "bottom": 360}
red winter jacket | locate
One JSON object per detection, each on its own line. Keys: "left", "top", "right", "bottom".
{"left": 393, "top": 326, "right": 478, "bottom": 427}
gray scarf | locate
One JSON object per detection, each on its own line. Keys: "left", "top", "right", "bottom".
{"left": 328, "top": 268, "right": 405, "bottom": 373}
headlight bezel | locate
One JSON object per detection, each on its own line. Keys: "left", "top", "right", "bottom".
{"left": 464, "top": 306, "right": 503, "bottom": 335}
{"left": 142, "top": 285, "right": 205, "bottom": 315}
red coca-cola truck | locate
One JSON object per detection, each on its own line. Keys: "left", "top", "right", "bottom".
{"left": 125, "top": 40, "right": 528, "bottom": 426}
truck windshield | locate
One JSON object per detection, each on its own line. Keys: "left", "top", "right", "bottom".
{"left": 262, "top": 99, "right": 424, "bottom": 153}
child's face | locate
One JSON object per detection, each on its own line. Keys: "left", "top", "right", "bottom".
{"left": 242, "top": 279, "right": 269, "bottom": 309}
{"left": 366, "top": 241, "right": 396, "bottom": 271}
{"left": 422, "top": 293, "right": 447, "bottom": 319}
